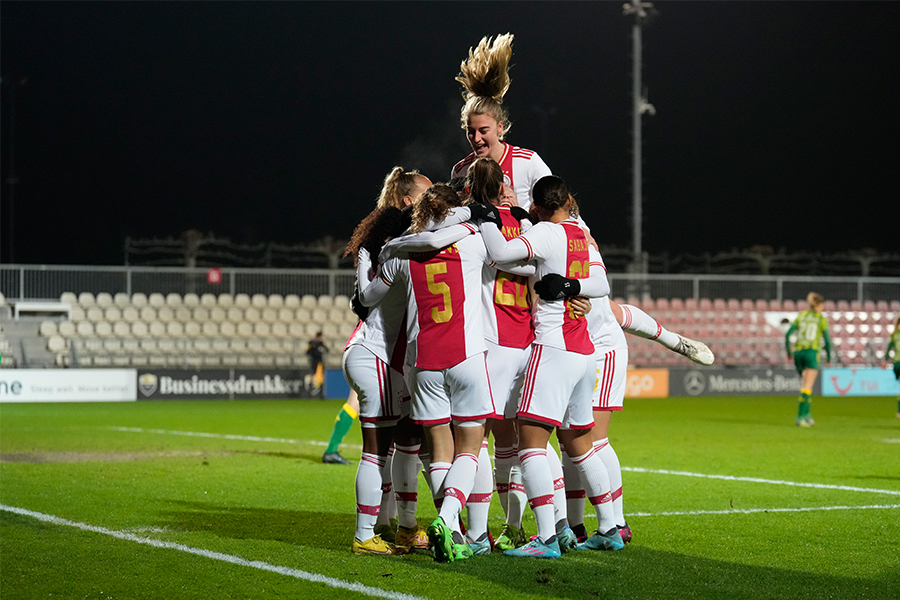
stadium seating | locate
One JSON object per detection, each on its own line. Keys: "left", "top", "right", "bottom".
{"left": 39, "top": 293, "right": 898, "bottom": 370}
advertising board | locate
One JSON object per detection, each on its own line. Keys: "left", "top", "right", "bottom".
{"left": 821, "top": 367, "right": 900, "bottom": 397}
{"left": 136, "top": 369, "right": 312, "bottom": 400}
{"left": 668, "top": 368, "right": 809, "bottom": 397}
{"left": 0, "top": 369, "right": 137, "bottom": 402}
{"left": 623, "top": 369, "right": 669, "bottom": 398}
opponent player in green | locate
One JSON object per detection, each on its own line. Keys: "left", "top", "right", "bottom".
{"left": 784, "top": 292, "right": 832, "bottom": 427}
{"left": 883, "top": 315, "right": 900, "bottom": 419}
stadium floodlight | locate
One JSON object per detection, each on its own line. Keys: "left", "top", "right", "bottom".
{"left": 622, "top": 2, "right": 657, "bottom": 284}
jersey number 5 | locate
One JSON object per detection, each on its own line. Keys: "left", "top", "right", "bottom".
{"left": 426, "top": 263, "right": 453, "bottom": 323}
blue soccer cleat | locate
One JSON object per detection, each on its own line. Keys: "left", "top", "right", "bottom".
{"left": 574, "top": 528, "right": 625, "bottom": 551}
{"left": 503, "top": 537, "right": 561, "bottom": 559}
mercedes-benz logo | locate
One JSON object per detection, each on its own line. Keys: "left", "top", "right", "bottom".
{"left": 683, "top": 370, "right": 706, "bottom": 396}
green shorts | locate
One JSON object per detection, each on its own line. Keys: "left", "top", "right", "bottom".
{"left": 793, "top": 348, "right": 819, "bottom": 374}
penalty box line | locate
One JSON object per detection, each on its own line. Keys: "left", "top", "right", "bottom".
{"left": 0, "top": 504, "right": 427, "bottom": 600}
{"left": 109, "top": 427, "right": 363, "bottom": 450}
{"left": 622, "top": 467, "right": 900, "bottom": 496}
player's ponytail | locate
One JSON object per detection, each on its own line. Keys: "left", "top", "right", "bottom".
{"left": 531, "top": 175, "right": 578, "bottom": 219}
{"left": 457, "top": 34, "right": 514, "bottom": 137}
{"left": 377, "top": 166, "right": 425, "bottom": 209}
{"left": 411, "top": 184, "right": 462, "bottom": 233}
{"left": 465, "top": 158, "right": 503, "bottom": 207}
{"left": 807, "top": 292, "right": 824, "bottom": 311}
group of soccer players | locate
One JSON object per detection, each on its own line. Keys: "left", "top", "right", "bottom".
{"left": 341, "top": 33, "right": 715, "bottom": 561}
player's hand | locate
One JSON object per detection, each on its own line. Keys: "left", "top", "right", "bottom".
{"left": 350, "top": 282, "right": 369, "bottom": 321}
{"left": 468, "top": 202, "right": 503, "bottom": 229}
{"left": 509, "top": 206, "right": 532, "bottom": 223}
{"left": 569, "top": 295, "right": 592, "bottom": 317}
{"left": 534, "top": 273, "right": 581, "bottom": 301}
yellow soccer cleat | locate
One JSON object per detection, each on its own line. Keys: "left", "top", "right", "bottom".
{"left": 351, "top": 534, "right": 408, "bottom": 556}
{"left": 395, "top": 525, "right": 430, "bottom": 550}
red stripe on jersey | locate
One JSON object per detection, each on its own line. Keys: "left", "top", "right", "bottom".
{"left": 560, "top": 223, "right": 594, "bottom": 355}
{"left": 510, "top": 147, "right": 535, "bottom": 158}
{"left": 409, "top": 245, "right": 468, "bottom": 369}
{"left": 452, "top": 153, "right": 477, "bottom": 175}
{"left": 492, "top": 209, "right": 535, "bottom": 348}
{"left": 389, "top": 310, "right": 408, "bottom": 372}
{"left": 590, "top": 261, "right": 608, "bottom": 273}
{"left": 497, "top": 144, "right": 515, "bottom": 193}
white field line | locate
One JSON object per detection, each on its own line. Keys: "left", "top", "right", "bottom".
{"left": 109, "top": 427, "right": 363, "bottom": 450}
{"left": 883, "top": 439, "right": 900, "bottom": 444}
{"left": 626, "top": 504, "right": 900, "bottom": 518}
{"left": 622, "top": 467, "right": 900, "bottom": 496}
{"left": 0, "top": 504, "right": 428, "bottom": 600}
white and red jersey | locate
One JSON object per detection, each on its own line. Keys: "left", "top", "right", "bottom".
{"left": 379, "top": 235, "right": 488, "bottom": 370}
{"left": 451, "top": 143, "right": 551, "bottom": 211}
{"left": 482, "top": 206, "right": 534, "bottom": 349}
{"left": 349, "top": 247, "right": 408, "bottom": 371}
{"left": 481, "top": 218, "right": 593, "bottom": 355}
{"left": 585, "top": 248, "right": 627, "bottom": 352}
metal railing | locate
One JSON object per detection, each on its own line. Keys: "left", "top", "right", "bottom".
{"left": 1, "top": 264, "right": 899, "bottom": 304}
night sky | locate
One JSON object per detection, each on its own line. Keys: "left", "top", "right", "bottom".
{"left": 1, "top": 1, "right": 897, "bottom": 266}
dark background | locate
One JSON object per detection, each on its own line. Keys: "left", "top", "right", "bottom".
{"left": 1, "top": 1, "right": 897, "bottom": 266}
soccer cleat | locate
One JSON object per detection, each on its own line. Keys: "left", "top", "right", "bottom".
{"left": 351, "top": 535, "right": 407, "bottom": 555}
{"left": 575, "top": 528, "right": 625, "bottom": 551}
{"left": 466, "top": 534, "right": 492, "bottom": 555}
{"left": 322, "top": 452, "right": 352, "bottom": 465}
{"left": 557, "top": 526, "right": 577, "bottom": 552}
{"left": 494, "top": 523, "right": 527, "bottom": 550}
{"left": 452, "top": 542, "right": 475, "bottom": 561}
{"left": 503, "top": 537, "right": 561, "bottom": 559}
{"left": 374, "top": 521, "right": 397, "bottom": 543}
{"left": 676, "top": 335, "right": 715, "bottom": 366}
{"left": 618, "top": 522, "right": 632, "bottom": 544}
{"left": 796, "top": 419, "right": 813, "bottom": 428}
{"left": 572, "top": 523, "right": 588, "bottom": 544}
{"left": 804, "top": 417, "right": 815, "bottom": 426}
{"left": 427, "top": 517, "right": 455, "bottom": 563}
{"left": 395, "top": 525, "right": 430, "bottom": 550}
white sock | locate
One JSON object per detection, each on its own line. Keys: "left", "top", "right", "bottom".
{"left": 393, "top": 443, "right": 422, "bottom": 530}
{"left": 439, "top": 453, "right": 479, "bottom": 534}
{"left": 427, "top": 462, "right": 451, "bottom": 513}
{"left": 375, "top": 446, "right": 395, "bottom": 527}
{"left": 594, "top": 438, "right": 625, "bottom": 526}
{"left": 465, "top": 442, "right": 493, "bottom": 542}
{"left": 560, "top": 445, "right": 586, "bottom": 530}
{"left": 355, "top": 452, "right": 385, "bottom": 541}
{"left": 495, "top": 446, "right": 526, "bottom": 528}
{"left": 619, "top": 304, "right": 682, "bottom": 351}
{"left": 545, "top": 442, "right": 568, "bottom": 530}
{"left": 518, "top": 447, "right": 556, "bottom": 543}
{"left": 567, "top": 446, "right": 616, "bottom": 534}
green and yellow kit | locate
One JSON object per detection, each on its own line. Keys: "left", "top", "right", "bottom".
{"left": 785, "top": 310, "right": 832, "bottom": 373}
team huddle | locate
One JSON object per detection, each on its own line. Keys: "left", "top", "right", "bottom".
{"left": 341, "top": 34, "right": 714, "bottom": 561}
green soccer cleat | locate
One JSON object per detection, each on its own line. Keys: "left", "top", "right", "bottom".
{"left": 503, "top": 537, "right": 561, "bottom": 559}
{"left": 427, "top": 517, "right": 455, "bottom": 563}
{"left": 557, "top": 525, "right": 577, "bottom": 552}
{"left": 494, "top": 523, "right": 527, "bottom": 550}
{"left": 452, "top": 542, "right": 475, "bottom": 561}
{"left": 574, "top": 528, "right": 625, "bottom": 551}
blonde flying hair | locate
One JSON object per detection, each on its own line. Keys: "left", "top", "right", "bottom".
{"left": 377, "top": 166, "right": 425, "bottom": 209}
{"left": 807, "top": 292, "right": 825, "bottom": 310}
{"left": 456, "top": 33, "right": 514, "bottom": 137}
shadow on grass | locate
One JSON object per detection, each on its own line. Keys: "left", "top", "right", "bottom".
{"left": 154, "top": 503, "right": 898, "bottom": 599}
{"left": 411, "top": 544, "right": 898, "bottom": 600}
{"left": 158, "top": 501, "right": 355, "bottom": 548}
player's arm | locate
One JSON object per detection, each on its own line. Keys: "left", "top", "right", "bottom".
{"left": 420, "top": 207, "right": 471, "bottom": 232}
{"left": 784, "top": 324, "right": 798, "bottom": 358}
{"left": 358, "top": 258, "right": 398, "bottom": 308}
{"left": 479, "top": 220, "right": 533, "bottom": 263}
{"left": 885, "top": 340, "right": 896, "bottom": 367}
{"left": 492, "top": 261, "right": 536, "bottom": 277}
{"left": 822, "top": 328, "right": 833, "bottom": 363}
{"left": 532, "top": 246, "right": 610, "bottom": 301}
{"left": 379, "top": 223, "right": 477, "bottom": 262}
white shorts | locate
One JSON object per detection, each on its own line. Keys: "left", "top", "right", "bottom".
{"left": 342, "top": 344, "right": 408, "bottom": 427}
{"left": 486, "top": 340, "right": 532, "bottom": 420}
{"left": 593, "top": 346, "right": 628, "bottom": 411}
{"left": 409, "top": 351, "right": 498, "bottom": 426}
{"left": 517, "top": 344, "right": 595, "bottom": 430}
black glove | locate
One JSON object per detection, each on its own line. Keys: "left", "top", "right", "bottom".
{"left": 534, "top": 273, "right": 581, "bottom": 301}
{"left": 350, "top": 282, "right": 369, "bottom": 321}
{"left": 467, "top": 202, "right": 503, "bottom": 229}
{"left": 509, "top": 206, "right": 532, "bottom": 223}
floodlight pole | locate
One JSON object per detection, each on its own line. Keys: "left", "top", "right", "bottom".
{"left": 623, "top": 2, "right": 656, "bottom": 283}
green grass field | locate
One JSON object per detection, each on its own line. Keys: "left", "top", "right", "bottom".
{"left": 2, "top": 396, "right": 898, "bottom": 600}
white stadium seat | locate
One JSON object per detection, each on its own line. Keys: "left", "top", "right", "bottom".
{"left": 60, "top": 292, "right": 78, "bottom": 306}
{"left": 300, "top": 295, "right": 317, "bottom": 310}
{"left": 202, "top": 321, "right": 219, "bottom": 337}
{"left": 218, "top": 294, "right": 234, "bottom": 307}
{"left": 219, "top": 321, "right": 237, "bottom": 337}
{"left": 131, "top": 321, "right": 149, "bottom": 337}
{"left": 184, "top": 322, "right": 202, "bottom": 337}
{"left": 317, "top": 295, "right": 334, "bottom": 309}
{"left": 244, "top": 307, "right": 261, "bottom": 323}
{"left": 140, "top": 307, "right": 157, "bottom": 322}
{"left": 209, "top": 307, "right": 226, "bottom": 323}
{"left": 113, "top": 321, "right": 131, "bottom": 336}
{"left": 78, "top": 292, "right": 96, "bottom": 306}
{"left": 251, "top": 294, "right": 267, "bottom": 309}
{"left": 104, "top": 307, "right": 122, "bottom": 322}
{"left": 200, "top": 293, "right": 217, "bottom": 307}
{"left": 59, "top": 322, "right": 77, "bottom": 337}
{"left": 148, "top": 293, "right": 165, "bottom": 308}
{"left": 157, "top": 307, "right": 175, "bottom": 323}
{"left": 131, "top": 293, "right": 148, "bottom": 307}
{"left": 234, "top": 293, "right": 251, "bottom": 308}
{"left": 96, "top": 293, "right": 113, "bottom": 307}
{"left": 114, "top": 293, "right": 130, "bottom": 307}
{"left": 268, "top": 294, "right": 285, "bottom": 308}
{"left": 183, "top": 293, "right": 200, "bottom": 307}
{"left": 40, "top": 320, "right": 58, "bottom": 337}
{"left": 166, "top": 293, "right": 182, "bottom": 307}
{"left": 285, "top": 294, "right": 301, "bottom": 309}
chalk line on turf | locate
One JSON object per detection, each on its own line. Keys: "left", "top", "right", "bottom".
{"left": 109, "top": 427, "right": 363, "bottom": 450}
{"left": 0, "top": 504, "right": 428, "bottom": 600}
{"left": 622, "top": 466, "right": 900, "bottom": 496}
